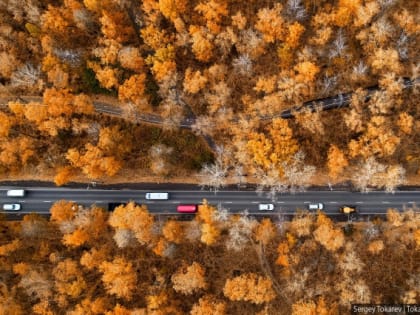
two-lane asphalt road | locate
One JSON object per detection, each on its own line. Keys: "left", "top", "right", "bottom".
{"left": 1, "top": 188, "right": 419, "bottom": 218}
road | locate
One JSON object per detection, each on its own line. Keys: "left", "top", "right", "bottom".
{"left": 1, "top": 78, "right": 416, "bottom": 152}
{"left": 1, "top": 188, "right": 418, "bottom": 219}
{"left": 1, "top": 78, "right": 417, "bottom": 127}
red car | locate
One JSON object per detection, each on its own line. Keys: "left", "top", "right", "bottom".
{"left": 177, "top": 204, "right": 197, "bottom": 213}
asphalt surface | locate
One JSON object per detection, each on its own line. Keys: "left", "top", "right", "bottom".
{"left": 1, "top": 188, "right": 418, "bottom": 219}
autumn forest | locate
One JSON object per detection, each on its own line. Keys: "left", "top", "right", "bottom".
{"left": 0, "top": 0, "right": 418, "bottom": 189}
{"left": 0, "top": 0, "right": 419, "bottom": 313}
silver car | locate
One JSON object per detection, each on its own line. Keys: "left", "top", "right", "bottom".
{"left": 308, "top": 203, "right": 323, "bottom": 210}
{"left": 145, "top": 192, "right": 169, "bottom": 200}
{"left": 3, "top": 204, "right": 21, "bottom": 211}
{"left": 258, "top": 204, "right": 274, "bottom": 211}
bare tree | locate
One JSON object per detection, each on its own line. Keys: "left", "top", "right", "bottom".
{"left": 329, "top": 30, "right": 347, "bottom": 59}
{"left": 191, "top": 115, "right": 215, "bottom": 137}
{"left": 225, "top": 210, "right": 257, "bottom": 251}
{"left": 282, "top": 151, "right": 316, "bottom": 193}
{"left": 232, "top": 164, "right": 246, "bottom": 188}
{"left": 376, "top": 164, "right": 406, "bottom": 193}
{"left": 255, "top": 165, "right": 288, "bottom": 201}
{"left": 286, "top": 0, "right": 307, "bottom": 20}
{"left": 352, "top": 157, "right": 385, "bottom": 193}
{"left": 199, "top": 162, "right": 227, "bottom": 193}
{"left": 10, "top": 63, "right": 43, "bottom": 89}
{"left": 232, "top": 54, "right": 253, "bottom": 75}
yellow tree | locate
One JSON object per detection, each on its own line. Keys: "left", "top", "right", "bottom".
{"left": 327, "top": 145, "right": 349, "bottom": 180}
{"left": 53, "top": 259, "right": 87, "bottom": 299}
{"left": 246, "top": 118, "right": 298, "bottom": 172}
{"left": 50, "top": 200, "right": 77, "bottom": 223}
{"left": 194, "top": 0, "right": 228, "bottom": 34}
{"left": 108, "top": 202, "right": 154, "bottom": 245}
{"left": 190, "top": 295, "right": 226, "bottom": 315}
{"left": 99, "top": 257, "right": 137, "bottom": 300}
{"left": 66, "top": 143, "right": 122, "bottom": 179}
{"left": 189, "top": 26, "right": 214, "bottom": 62}
{"left": 223, "top": 273, "right": 276, "bottom": 304}
{"left": 80, "top": 247, "right": 109, "bottom": 270}
{"left": 171, "top": 262, "right": 207, "bottom": 294}
{"left": 100, "top": 10, "right": 135, "bottom": 44}
{"left": 254, "top": 218, "right": 276, "bottom": 246}
{"left": 0, "top": 137, "right": 36, "bottom": 172}
{"left": 118, "top": 47, "right": 144, "bottom": 73}
{"left": 183, "top": 68, "right": 208, "bottom": 94}
{"left": 196, "top": 200, "right": 221, "bottom": 245}
{"left": 162, "top": 220, "right": 184, "bottom": 244}
{"left": 285, "top": 22, "right": 305, "bottom": 48}
{"left": 118, "top": 74, "right": 147, "bottom": 106}
{"left": 0, "top": 112, "right": 13, "bottom": 137}
{"left": 54, "top": 166, "right": 75, "bottom": 186}
{"left": 159, "top": 0, "right": 187, "bottom": 23}
{"left": 313, "top": 212, "right": 344, "bottom": 252}
{"left": 255, "top": 4, "right": 285, "bottom": 43}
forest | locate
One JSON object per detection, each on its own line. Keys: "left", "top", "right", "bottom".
{"left": 0, "top": 200, "right": 419, "bottom": 314}
{"left": 0, "top": 0, "right": 418, "bottom": 191}
{"left": 0, "top": 0, "right": 419, "bottom": 313}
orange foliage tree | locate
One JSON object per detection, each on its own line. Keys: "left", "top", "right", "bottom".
{"left": 223, "top": 273, "right": 276, "bottom": 304}
{"left": 118, "top": 74, "right": 147, "bottom": 106}
{"left": 246, "top": 118, "right": 299, "bottom": 172}
{"left": 171, "top": 262, "right": 207, "bottom": 294}
{"left": 255, "top": 4, "right": 285, "bottom": 43}
{"left": 190, "top": 295, "right": 226, "bottom": 315}
{"left": 53, "top": 259, "right": 87, "bottom": 299}
{"left": 254, "top": 218, "right": 276, "bottom": 246}
{"left": 108, "top": 202, "right": 154, "bottom": 245}
{"left": 313, "top": 213, "right": 344, "bottom": 252}
{"left": 189, "top": 26, "right": 214, "bottom": 62}
{"left": 100, "top": 10, "right": 135, "bottom": 44}
{"left": 99, "top": 257, "right": 137, "bottom": 300}
{"left": 327, "top": 145, "right": 349, "bottom": 179}
{"left": 194, "top": 0, "right": 228, "bottom": 34}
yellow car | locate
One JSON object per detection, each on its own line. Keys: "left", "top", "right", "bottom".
{"left": 340, "top": 206, "right": 356, "bottom": 214}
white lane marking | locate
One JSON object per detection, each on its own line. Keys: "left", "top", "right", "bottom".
{"left": 277, "top": 201, "right": 285, "bottom": 203}
{"left": 330, "top": 201, "right": 337, "bottom": 204}
{"left": 225, "top": 201, "right": 233, "bottom": 204}
{"left": 382, "top": 201, "right": 390, "bottom": 204}
{"left": 408, "top": 201, "right": 414, "bottom": 204}
{"left": 172, "top": 201, "right": 180, "bottom": 204}
{"left": 252, "top": 201, "right": 258, "bottom": 204}
{"left": 95, "top": 201, "right": 104, "bottom": 203}
{"left": 304, "top": 201, "right": 310, "bottom": 204}
{"left": 356, "top": 201, "right": 364, "bottom": 204}
{"left": 43, "top": 200, "right": 52, "bottom": 203}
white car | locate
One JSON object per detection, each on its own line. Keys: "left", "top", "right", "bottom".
{"left": 3, "top": 204, "right": 21, "bottom": 211}
{"left": 308, "top": 203, "right": 323, "bottom": 210}
{"left": 6, "top": 189, "right": 25, "bottom": 197}
{"left": 145, "top": 192, "right": 169, "bottom": 200}
{"left": 258, "top": 204, "right": 274, "bottom": 211}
